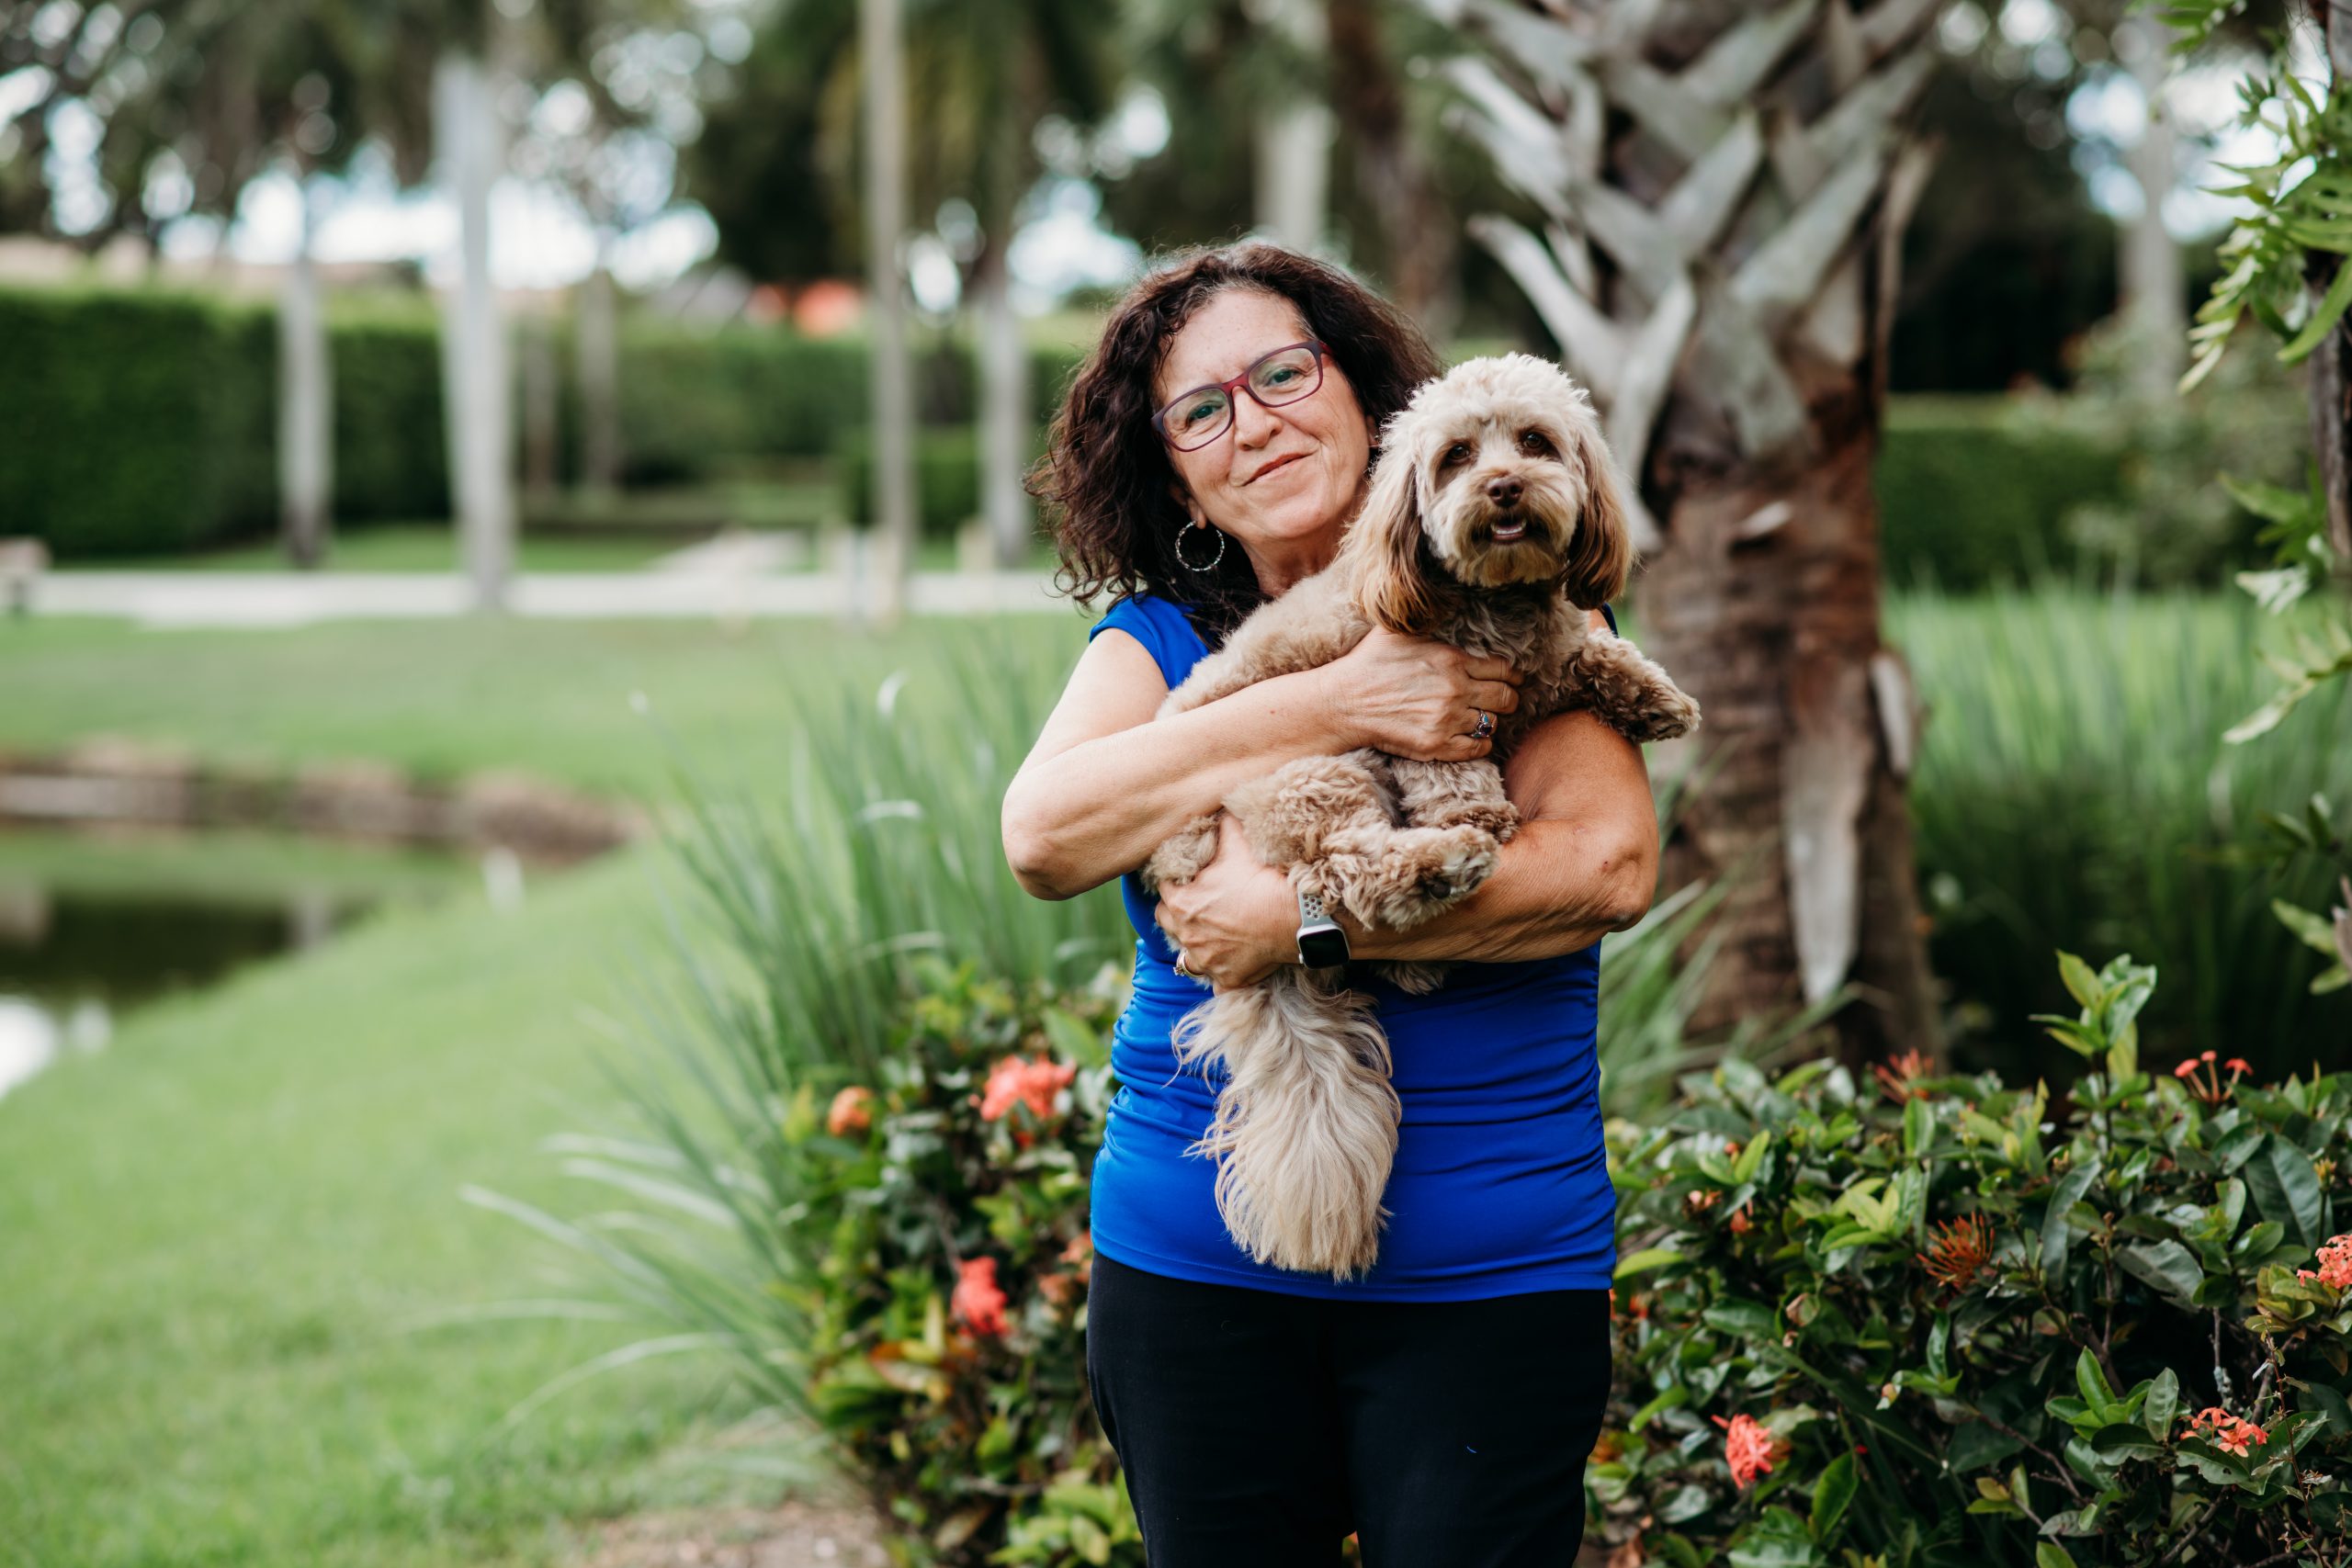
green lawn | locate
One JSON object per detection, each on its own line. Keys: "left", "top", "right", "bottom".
{"left": 0, "top": 615, "right": 1088, "bottom": 800}
{"left": 0, "top": 615, "right": 1094, "bottom": 1567}
{"left": 82, "top": 525, "right": 677, "bottom": 575}
{"left": 0, "top": 845, "right": 808, "bottom": 1568}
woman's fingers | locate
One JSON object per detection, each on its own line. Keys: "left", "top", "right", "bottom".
{"left": 1461, "top": 654, "right": 1522, "bottom": 686}
{"left": 1471, "top": 679, "right": 1520, "bottom": 715}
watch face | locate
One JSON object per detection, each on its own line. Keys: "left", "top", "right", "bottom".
{"left": 1297, "top": 925, "right": 1350, "bottom": 968}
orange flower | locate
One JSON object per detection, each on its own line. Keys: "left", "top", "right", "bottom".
{"left": 974, "top": 1053, "right": 1078, "bottom": 1124}
{"left": 952, "top": 1256, "right": 1010, "bottom": 1337}
{"left": 2297, "top": 1232, "right": 2352, "bottom": 1291}
{"left": 1685, "top": 1188, "right": 1723, "bottom": 1217}
{"left": 826, "top": 1085, "right": 874, "bottom": 1137}
{"left": 2172, "top": 1058, "right": 2203, "bottom": 1080}
{"left": 2223, "top": 1058, "right": 2252, "bottom": 1077}
{"left": 2183, "top": 1405, "right": 2268, "bottom": 1459}
{"left": 1711, "top": 1413, "right": 1780, "bottom": 1490}
{"left": 1728, "top": 1205, "right": 1753, "bottom": 1235}
{"left": 1035, "top": 1270, "right": 1077, "bottom": 1307}
{"left": 1873, "top": 1048, "right": 1929, "bottom": 1104}
{"left": 1061, "top": 1230, "right": 1094, "bottom": 1283}
{"left": 1920, "top": 1214, "right": 1996, "bottom": 1293}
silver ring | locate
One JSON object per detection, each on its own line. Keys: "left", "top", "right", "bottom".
{"left": 1172, "top": 952, "right": 1200, "bottom": 979}
{"left": 1471, "top": 709, "right": 1495, "bottom": 742}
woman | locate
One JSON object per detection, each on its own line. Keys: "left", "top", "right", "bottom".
{"left": 1000, "top": 242, "right": 1661, "bottom": 1566}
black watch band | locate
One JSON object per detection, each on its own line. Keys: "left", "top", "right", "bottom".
{"left": 1296, "top": 886, "right": 1351, "bottom": 968}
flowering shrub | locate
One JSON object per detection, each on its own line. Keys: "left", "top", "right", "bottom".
{"left": 1593, "top": 953, "right": 2352, "bottom": 1567}
{"left": 787, "top": 957, "right": 1143, "bottom": 1565}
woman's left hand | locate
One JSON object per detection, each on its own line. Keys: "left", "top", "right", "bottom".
{"left": 1154, "top": 815, "right": 1297, "bottom": 990}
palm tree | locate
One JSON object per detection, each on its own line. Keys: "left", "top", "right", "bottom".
{"left": 1430, "top": 0, "right": 1949, "bottom": 1064}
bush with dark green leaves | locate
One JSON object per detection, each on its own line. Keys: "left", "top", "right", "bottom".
{"left": 1874, "top": 397, "right": 2126, "bottom": 591}
{"left": 1594, "top": 952, "right": 2351, "bottom": 1568}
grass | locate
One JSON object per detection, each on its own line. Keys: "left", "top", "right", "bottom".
{"left": 0, "top": 846, "right": 815, "bottom": 1568}
{"left": 81, "top": 525, "right": 678, "bottom": 575}
{"left": 0, "top": 615, "right": 1091, "bottom": 801}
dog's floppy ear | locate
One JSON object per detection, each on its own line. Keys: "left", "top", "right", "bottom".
{"left": 1558, "top": 430, "right": 1634, "bottom": 612}
{"left": 1344, "top": 446, "right": 1438, "bottom": 634}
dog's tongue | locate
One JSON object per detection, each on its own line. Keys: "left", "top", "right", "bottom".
{"left": 1492, "top": 521, "right": 1526, "bottom": 540}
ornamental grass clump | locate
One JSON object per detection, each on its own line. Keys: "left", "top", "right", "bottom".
{"left": 1595, "top": 951, "right": 2352, "bottom": 1568}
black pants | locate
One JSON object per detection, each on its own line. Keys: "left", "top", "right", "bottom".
{"left": 1084, "top": 1252, "right": 1612, "bottom": 1567}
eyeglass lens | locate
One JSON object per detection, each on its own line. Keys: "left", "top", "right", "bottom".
{"left": 1163, "top": 344, "right": 1322, "bottom": 448}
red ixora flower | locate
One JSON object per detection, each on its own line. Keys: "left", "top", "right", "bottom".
{"left": 2297, "top": 1232, "right": 2352, "bottom": 1291}
{"left": 952, "top": 1256, "right": 1010, "bottom": 1337}
{"left": 1712, "top": 1413, "right": 1780, "bottom": 1490}
{"left": 826, "top": 1085, "right": 874, "bottom": 1137}
{"left": 1919, "top": 1214, "right": 1996, "bottom": 1293}
{"left": 1872, "top": 1048, "right": 1929, "bottom": 1105}
{"left": 2183, "top": 1405, "right": 2268, "bottom": 1459}
{"left": 2174, "top": 1051, "right": 2248, "bottom": 1106}
{"left": 973, "top": 1053, "right": 1078, "bottom": 1125}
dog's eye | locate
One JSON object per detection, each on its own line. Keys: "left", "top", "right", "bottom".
{"left": 1441, "top": 442, "right": 1472, "bottom": 468}
{"left": 1518, "top": 429, "right": 1555, "bottom": 457}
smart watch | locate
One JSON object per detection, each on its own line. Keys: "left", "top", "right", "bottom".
{"left": 1295, "top": 886, "right": 1351, "bottom": 968}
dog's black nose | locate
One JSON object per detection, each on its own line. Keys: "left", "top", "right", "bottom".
{"left": 1486, "top": 475, "right": 1521, "bottom": 507}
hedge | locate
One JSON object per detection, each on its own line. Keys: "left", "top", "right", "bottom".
{"left": 3, "top": 282, "right": 2130, "bottom": 581}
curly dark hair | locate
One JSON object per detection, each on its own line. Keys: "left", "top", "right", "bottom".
{"left": 1025, "top": 241, "right": 1444, "bottom": 647}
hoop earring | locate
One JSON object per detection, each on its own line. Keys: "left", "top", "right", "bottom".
{"left": 1173, "top": 521, "right": 1227, "bottom": 572}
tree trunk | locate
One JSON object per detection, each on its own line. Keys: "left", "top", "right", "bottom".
{"left": 278, "top": 176, "right": 334, "bottom": 570}
{"left": 577, "top": 246, "right": 621, "bottom": 499}
{"left": 974, "top": 242, "right": 1033, "bottom": 568}
{"left": 862, "top": 0, "right": 916, "bottom": 625}
{"left": 1328, "top": 0, "right": 1460, "bottom": 336}
{"left": 1254, "top": 0, "right": 1330, "bottom": 254}
{"left": 2120, "top": 10, "right": 2185, "bottom": 400}
{"left": 520, "top": 312, "right": 560, "bottom": 506}
{"left": 1641, "top": 411, "right": 1939, "bottom": 1065}
{"left": 2320, "top": 1, "right": 2352, "bottom": 570}
{"left": 434, "top": 51, "right": 514, "bottom": 611}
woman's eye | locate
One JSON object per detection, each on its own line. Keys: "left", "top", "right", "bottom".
{"left": 1262, "top": 367, "right": 1299, "bottom": 386}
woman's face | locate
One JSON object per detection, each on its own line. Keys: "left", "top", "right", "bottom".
{"left": 1154, "top": 288, "right": 1375, "bottom": 564}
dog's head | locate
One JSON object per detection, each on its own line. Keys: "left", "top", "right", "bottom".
{"left": 1342, "top": 354, "right": 1633, "bottom": 633}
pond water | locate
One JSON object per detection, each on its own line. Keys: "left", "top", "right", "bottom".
{"left": 0, "top": 830, "right": 478, "bottom": 1101}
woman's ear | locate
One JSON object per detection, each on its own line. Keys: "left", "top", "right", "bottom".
{"left": 1558, "top": 432, "right": 1634, "bottom": 612}
{"left": 1166, "top": 481, "right": 1204, "bottom": 528}
{"left": 1341, "top": 448, "right": 1437, "bottom": 634}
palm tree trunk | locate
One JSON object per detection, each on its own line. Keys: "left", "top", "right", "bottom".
{"left": 1328, "top": 0, "right": 1459, "bottom": 335}
{"left": 1254, "top": 0, "right": 1330, "bottom": 253}
{"left": 2320, "top": 3, "right": 2352, "bottom": 569}
{"left": 577, "top": 243, "right": 621, "bottom": 499}
{"left": 520, "top": 313, "right": 560, "bottom": 506}
{"left": 975, "top": 242, "right": 1033, "bottom": 568}
{"left": 434, "top": 51, "right": 514, "bottom": 611}
{"left": 1641, "top": 416, "right": 1939, "bottom": 1063}
{"left": 862, "top": 0, "right": 915, "bottom": 625}
{"left": 2120, "top": 10, "right": 2185, "bottom": 400}
{"left": 278, "top": 175, "right": 333, "bottom": 570}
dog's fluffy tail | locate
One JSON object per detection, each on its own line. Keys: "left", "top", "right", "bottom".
{"left": 1171, "top": 968, "right": 1401, "bottom": 1280}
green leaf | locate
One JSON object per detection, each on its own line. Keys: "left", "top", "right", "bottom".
{"left": 1904, "top": 1096, "right": 1933, "bottom": 1158}
{"left": 2055, "top": 951, "right": 2100, "bottom": 1010}
{"left": 1615, "top": 1247, "right": 1682, "bottom": 1281}
{"left": 2118, "top": 1240, "right": 2206, "bottom": 1306}
{"left": 2245, "top": 1134, "right": 2324, "bottom": 1251}
{"left": 1630, "top": 1384, "right": 1689, "bottom": 1433}
{"left": 2041, "top": 1158, "right": 2102, "bottom": 1279}
{"left": 2091, "top": 1423, "right": 2165, "bottom": 1460}
{"left": 2280, "top": 251, "right": 2352, "bottom": 363}
{"left": 1809, "top": 1453, "right": 1858, "bottom": 1542}
{"left": 2277, "top": 897, "right": 2346, "bottom": 957}
{"left": 2036, "top": 1545, "right": 2079, "bottom": 1568}
{"left": 2075, "top": 1349, "right": 2118, "bottom": 1421}
{"left": 1041, "top": 1008, "right": 1109, "bottom": 1071}
{"left": 2309, "top": 1383, "right": 2352, "bottom": 1438}
{"left": 2143, "top": 1368, "right": 2180, "bottom": 1442}
{"left": 1735, "top": 1131, "right": 1771, "bottom": 1186}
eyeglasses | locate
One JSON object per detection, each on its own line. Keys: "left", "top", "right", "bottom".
{"left": 1151, "top": 340, "right": 1329, "bottom": 452}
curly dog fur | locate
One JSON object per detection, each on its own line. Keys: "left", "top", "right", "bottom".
{"left": 1141, "top": 353, "right": 1702, "bottom": 1280}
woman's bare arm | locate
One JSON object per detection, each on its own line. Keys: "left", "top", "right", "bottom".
{"left": 1342, "top": 705, "right": 1660, "bottom": 963}
{"left": 1001, "top": 628, "right": 1355, "bottom": 901}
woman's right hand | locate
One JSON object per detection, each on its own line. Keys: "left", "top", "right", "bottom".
{"left": 1317, "top": 626, "right": 1523, "bottom": 761}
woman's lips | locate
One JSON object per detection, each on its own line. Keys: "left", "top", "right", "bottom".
{"left": 1246, "top": 454, "right": 1306, "bottom": 484}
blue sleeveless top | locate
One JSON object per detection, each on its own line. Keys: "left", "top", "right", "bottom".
{"left": 1083, "top": 592, "right": 1619, "bottom": 1301}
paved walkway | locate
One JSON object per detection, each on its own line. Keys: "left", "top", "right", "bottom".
{"left": 23, "top": 569, "right": 1070, "bottom": 627}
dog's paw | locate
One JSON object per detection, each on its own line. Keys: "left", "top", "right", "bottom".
{"left": 1379, "top": 960, "right": 1453, "bottom": 996}
{"left": 1363, "top": 826, "right": 1499, "bottom": 930}
{"left": 1619, "top": 680, "right": 1702, "bottom": 743}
